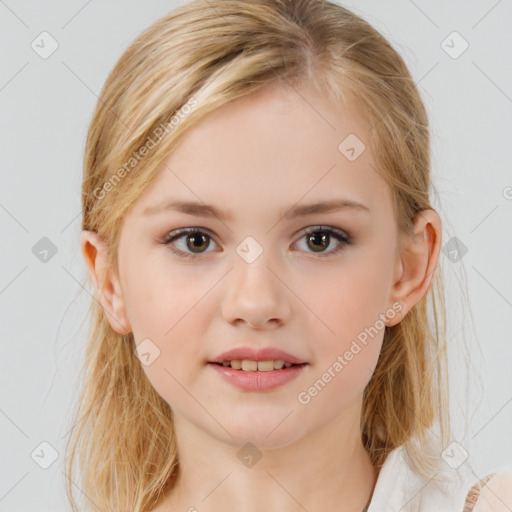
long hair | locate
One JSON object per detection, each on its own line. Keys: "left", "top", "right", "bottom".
{"left": 65, "top": 1, "right": 466, "bottom": 510}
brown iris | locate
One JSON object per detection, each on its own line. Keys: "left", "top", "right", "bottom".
{"left": 307, "top": 231, "right": 330, "bottom": 252}
{"left": 186, "top": 232, "right": 210, "bottom": 253}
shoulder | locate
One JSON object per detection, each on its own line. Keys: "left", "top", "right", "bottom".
{"left": 464, "top": 467, "right": 512, "bottom": 512}
{"left": 368, "top": 446, "right": 512, "bottom": 512}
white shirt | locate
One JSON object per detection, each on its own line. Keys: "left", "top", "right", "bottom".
{"left": 367, "top": 444, "right": 512, "bottom": 512}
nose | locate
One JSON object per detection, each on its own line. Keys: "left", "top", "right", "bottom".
{"left": 221, "top": 252, "right": 292, "bottom": 329}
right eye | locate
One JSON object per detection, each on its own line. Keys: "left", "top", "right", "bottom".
{"left": 160, "top": 228, "right": 219, "bottom": 260}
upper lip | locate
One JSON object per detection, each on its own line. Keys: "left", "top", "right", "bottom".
{"left": 210, "top": 346, "right": 307, "bottom": 365}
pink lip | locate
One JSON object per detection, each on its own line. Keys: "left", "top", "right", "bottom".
{"left": 209, "top": 362, "right": 308, "bottom": 392}
{"left": 209, "top": 346, "right": 307, "bottom": 365}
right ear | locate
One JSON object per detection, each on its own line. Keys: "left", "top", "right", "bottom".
{"left": 79, "top": 230, "right": 132, "bottom": 335}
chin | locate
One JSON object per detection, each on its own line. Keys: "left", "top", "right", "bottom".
{"left": 213, "top": 414, "right": 306, "bottom": 451}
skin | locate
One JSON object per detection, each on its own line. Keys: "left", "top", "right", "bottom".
{"left": 81, "top": 81, "right": 442, "bottom": 512}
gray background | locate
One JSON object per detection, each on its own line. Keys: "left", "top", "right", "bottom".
{"left": 1, "top": 1, "right": 511, "bottom": 510}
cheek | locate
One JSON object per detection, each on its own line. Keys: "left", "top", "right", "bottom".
{"left": 296, "top": 272, "right": 385, "bottom": 414}
{"left": 123, "top": 250, "right": 213, "bottom": 340}
{"left": 298, "top": 247, "right": 393, "bottom": 390}
{"left": 121, "top": 256, "right": 216, "bottom": 399}
{"left": 310, "top": 254, "right": 391, "bottom": 339}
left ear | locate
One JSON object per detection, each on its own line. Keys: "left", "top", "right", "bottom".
{"left": 386, "top": 208, "right": 442, "bottom": 327}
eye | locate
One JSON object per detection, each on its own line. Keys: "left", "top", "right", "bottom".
{"left": 293, "top": 226, "right": 351, "bottom": 257}
{"left": 160, "top": 228, "right": 218, "bottom": 260}
{"left": 159, "top": 225, "right": 351, "bottom": 260}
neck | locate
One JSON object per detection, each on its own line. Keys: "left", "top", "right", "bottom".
{"left": 156, "top": 406, "right": 377, "bottom": 512}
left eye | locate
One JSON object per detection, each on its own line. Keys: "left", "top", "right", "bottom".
{"left": 160, "top": 226, "right": 351, "bottom": 259}
{"left": 294, "top": 226, "right": 350, "bottom": 257}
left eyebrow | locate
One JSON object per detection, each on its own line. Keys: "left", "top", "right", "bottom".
{"left": 142, "top": 198, "right": 371, "bottom": 222}
{"left": 283, "top": 199, "right": 370, "bottom": 217}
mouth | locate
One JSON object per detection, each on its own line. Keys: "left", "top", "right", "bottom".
{"left": 210, "top": 360, "right": 307, "bottom": 371}
{"left": 208, "top": 360, "right": 309, "bottom": 391}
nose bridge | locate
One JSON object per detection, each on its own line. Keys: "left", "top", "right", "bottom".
{"left": 221, "top": 236, "right": 291, "bottom": 328}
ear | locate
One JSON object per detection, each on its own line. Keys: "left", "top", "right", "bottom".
{"left": 79, "top": 230, "right": 132, "bottom": 335}
{"left": 386, "top": 209, "right": 442, "bottom": 327}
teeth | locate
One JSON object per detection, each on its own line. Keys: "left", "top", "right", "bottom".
{"left": 220, "top": 359, "right": 296, "bottom": 371}
{"left": 241, "top": 360, "right": 258, "bottom": 371}
{"left": 257, "top": 360, "right": 274, "bottom": 372}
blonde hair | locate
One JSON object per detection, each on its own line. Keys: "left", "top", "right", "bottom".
{"left": 66, "top": 1, "right": 466, "bottom": 510}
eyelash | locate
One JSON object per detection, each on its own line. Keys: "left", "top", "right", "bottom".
{"left": 159, "top": 226, "right": 352, "bottom": 261}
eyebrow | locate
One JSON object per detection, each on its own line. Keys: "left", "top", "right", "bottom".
{"left": 143, "top": 198, "right": 370, "bottom": 222}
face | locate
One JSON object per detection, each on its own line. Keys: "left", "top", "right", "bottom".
{"left": 83, "top": 82, "right": 437, "bottom": 450}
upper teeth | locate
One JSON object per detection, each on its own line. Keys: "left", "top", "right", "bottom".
{"left": 221, "top": 360, "right": 294, "bottom": 371}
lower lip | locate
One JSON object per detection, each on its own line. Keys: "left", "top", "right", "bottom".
{"left": 208, "top": 363, "right": 308, "bottom": 391}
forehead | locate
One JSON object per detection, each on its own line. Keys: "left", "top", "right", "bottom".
{"left": 129, "top": 82, "right": 392, "bottom": 222}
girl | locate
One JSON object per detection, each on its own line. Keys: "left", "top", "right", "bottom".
{"left": 67, "top": 1, "right": 512, "bottom": 510}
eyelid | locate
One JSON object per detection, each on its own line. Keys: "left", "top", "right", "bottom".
{"left": 297, "top": 225, "right": 350, "bottom": 242}
{"left": 159, "top": 226, "right": 214, "bottom": 241}
{"left": 159, "top": 226, "right": 350, "bottom": 245}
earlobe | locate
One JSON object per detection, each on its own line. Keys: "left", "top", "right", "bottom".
{"left": 386, "top": 209, "right": 442, "bottom": 327}
{"left": 79, "top": 230, "right": 132, "bottom": 335}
